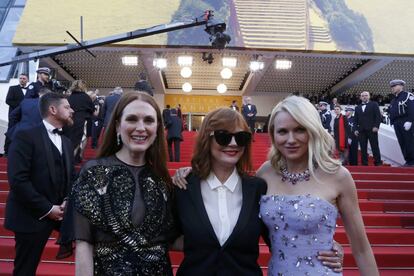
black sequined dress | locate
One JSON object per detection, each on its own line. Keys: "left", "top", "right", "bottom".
{"left": 72, "top": 156, "right": 176, "bottom": 276}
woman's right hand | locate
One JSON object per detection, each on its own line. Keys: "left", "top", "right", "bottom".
{"left": 172, "top": 167, "right": 192, "bottom": 190}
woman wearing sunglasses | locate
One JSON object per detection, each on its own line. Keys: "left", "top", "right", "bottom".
{"left": 173, "top": 107, "right": 342, "bottom": 275}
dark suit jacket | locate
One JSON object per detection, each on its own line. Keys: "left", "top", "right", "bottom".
{"left": 354, "top": 101, "right": 382, "bottom": 132}
{"left": 175, "top": 173, "right": 268, "bottom": 276}
{"left": 6, "top": 84, "right": 25, "bottom": 115}
{"left": 102, "top": 93, "right": 121, "bottom": 127}
{"left": 5, "top": 123, "right": 75, "bottom": 233}
{"left": 7, "top": 98, "right": 42, "bottom": 140}
{"left": 241, "top": 104, "right": 257, "bottom": 121}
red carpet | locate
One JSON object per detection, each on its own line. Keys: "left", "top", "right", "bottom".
{"left": 1, "top": 131, "right": 414, "bottom": 275}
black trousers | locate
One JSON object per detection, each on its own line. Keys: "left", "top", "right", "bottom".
{"left": 13, "top": 224, "right": 55, "bottom": 276}
{"left": 246, "top": 119, "right": 255, "bottom": 134}
{"left": 348, "top": 138, "right": 359, "bottom": 165}
{"left": 91, "top": 119, "right": 103, "bottom": 148}
{"left": 359, "top": 130, "right": 382, "bottom": 165}
{"left": 394, "top": 121, "right": 414, "bottom": 165}
{"left": 168, "top": 138, "right": 181, "bottom": 162}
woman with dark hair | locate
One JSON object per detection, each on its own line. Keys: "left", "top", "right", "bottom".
{"left": 173, "top": 108, "right": 342, "bottom": 275}
{"left": 72, "top": 91, "right": 176, "bottom": 275}
{"left": 64, "top": 80, "right": 94, "bottom": 163}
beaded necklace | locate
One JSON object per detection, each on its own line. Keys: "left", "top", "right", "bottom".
{"left": 280, "top": 166, "right": 311, "bottom": 185}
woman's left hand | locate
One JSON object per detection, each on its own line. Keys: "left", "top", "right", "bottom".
{"left": 317, "top": 240, "right": 344, "bottom": 272}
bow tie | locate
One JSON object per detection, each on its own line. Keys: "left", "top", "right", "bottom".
{"left": 362, "top": 103, "right": 367, "bottom": 105}
{"left": 52, "top": 128, "right": 64, "bottom": 135}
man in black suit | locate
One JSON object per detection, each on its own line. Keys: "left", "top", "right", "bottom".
{"left": 102, "top": 87, "right": 123, "bottom": 128}
{"left": 354, "top": 91, "right": 383, "bottom": 166}
{"left": 134, "top": 72, "right": 153, "bottom": 96}
{"left": 241, "top": 97, "right": 257, "bottom": 134}
{"left": 230, "top": 100, "right": 239, "bottom": 111}
{"left": 5, "top": 93, "right": 75, "bottom": 276}
{"left": 4, "top": 73, "right": 29, "bottom": 155}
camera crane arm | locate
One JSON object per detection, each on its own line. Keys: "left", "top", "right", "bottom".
{"left": 0, "top": 10, "right": 224, "bottom": 67}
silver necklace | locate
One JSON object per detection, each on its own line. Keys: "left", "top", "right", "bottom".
{"left": 280, "top": 167, "right": 311, "bottom": 185}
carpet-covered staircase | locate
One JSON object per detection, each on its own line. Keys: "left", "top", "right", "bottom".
{"left": 1, "top": 131, "right": 414, "bottom": 275}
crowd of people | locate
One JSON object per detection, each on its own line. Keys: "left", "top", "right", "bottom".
{"left": 5, "top": 65, "right": 414, "bottom": 275}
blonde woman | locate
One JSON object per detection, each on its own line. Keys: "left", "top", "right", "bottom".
{"left": 258, "top": 95, "right": 378, "bottom": 275}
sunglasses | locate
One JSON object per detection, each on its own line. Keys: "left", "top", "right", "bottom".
{"left": 211, "top": 130, "right": 252, "bottom": 147}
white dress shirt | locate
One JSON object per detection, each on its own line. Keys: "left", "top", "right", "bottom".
{"left": 200, "top": 168, "right": 242, "bottom": 246}
{"left": 43, "top": 120, "right": 62, "bottom": 154}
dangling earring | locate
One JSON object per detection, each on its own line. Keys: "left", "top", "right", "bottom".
{"left": 117, "top": 133, "right": 122, "bottom": 146}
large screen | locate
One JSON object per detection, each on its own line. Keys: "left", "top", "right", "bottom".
{"left": 14, "top": 0, "right": 414, "bottom": 55}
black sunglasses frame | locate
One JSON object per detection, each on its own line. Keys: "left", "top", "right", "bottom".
{"left": 211, "top": 130, "right": 252, "bottom": 147}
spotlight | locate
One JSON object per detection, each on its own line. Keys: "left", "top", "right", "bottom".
{"left": 222, "top": 57, "right": 237, "bottom": 68}
{"left": 180, "top": 67, "right": 192, "bottom": 78}
{"left": 182, "top": 82, "right": 192, "bottom": 93}
{"left": 178, "top": 56, "right": 193, "bottom": 66}
{"left": 275, "top": 59, "right": 292, "bottom": 70}
{"left": 122, "top": 55, "right": 138, "bottom": 66}
{"left": 250, "top": 61, "right": 264, "bottom": 72}
{"left": 220, "top": 68, "right": 232, "bottom": 79}
{"left": 153, "top": 58, "right": 167, "bottom": 69}
{"left": 217, "top": 84, "right": 227, "bottom": 94}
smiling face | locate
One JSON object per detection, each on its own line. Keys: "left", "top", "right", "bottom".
{"left": 116, "top": 99, "right": 158, "bottom": 157}
{"left": 273, "top": 110, "right": 309, "bottom": 164}
{"left": 210, "top": 127, "right": 246, "bottom": 170}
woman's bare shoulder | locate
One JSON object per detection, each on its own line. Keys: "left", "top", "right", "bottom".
{"left": 256, "top": 161, "right": 273, "bottom": 177}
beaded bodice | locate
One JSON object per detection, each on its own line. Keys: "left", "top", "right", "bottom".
{"left": 73, "top": 163, "right": 174, "bottom": 276}
{"left": 260, "top": 194, "right": 341, "bottom": 276}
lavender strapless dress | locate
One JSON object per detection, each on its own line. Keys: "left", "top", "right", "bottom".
{"left": 260, "top": 194, "right": 342, "bottom": 276}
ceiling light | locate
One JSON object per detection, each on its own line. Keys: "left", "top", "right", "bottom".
{"left": 220, "top": 68, "right": 232, "bottom": 79}
{"left": 121, "top": 55, "right": 138, "bottom": 66}
{"left": 178, "top": 56, "right": 193, "bottom": 66}
{"left": 249, "top": 61, "right": 264, "bottom": 72}
{"left": 153, "top": 58, "right": 167, "bottom": 69}
{"left": 222, "top": 57, "right": 237, "bottom": 67}
{"left": 217, "top": 83, "right": 227, "bottom": 94}
{"left": 182, "top": 82, "right": 192, "bottom": 93}
{"left": 275, "top": 59, "right": 292, "bottom": 70}
{"left": 180, "top": 67, "right": 192, "bottom": 78}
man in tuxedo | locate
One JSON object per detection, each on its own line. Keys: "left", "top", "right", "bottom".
{"left": 4, "top": 73, "right": 29, "bottom": 155}
{"left": 230, "top": 100, "right": 239, "bottom": 111}
{"left": 242, "top": 97, "right": 257, "bottom": 134}
{"left": 354, "top": 91, "right": 383, "bottom": 166}
{"left": 5, "top": 92, "right": 75, "bottom": 276}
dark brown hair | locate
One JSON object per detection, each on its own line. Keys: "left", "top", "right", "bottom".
{"left": 97, "top": 91, "right": 171, "bottom": 186}
{"left": 191, "top": 108, "right": 252, "bottom": 179}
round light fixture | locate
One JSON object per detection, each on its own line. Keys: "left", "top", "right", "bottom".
{"left": 182, "top": 82, "right": 192, "bottom": 93}
{"left": 180, "top": 67, "right": 192, "bottom": 78}
{"left": 220, "top": 68, "right": 233, "bottom": 79}
{"left": 217, "top": 84, "right": 227, "bottom": 94}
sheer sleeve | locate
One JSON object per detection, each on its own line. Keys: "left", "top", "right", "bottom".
{"left": 74, "top": 209, "right": 94, "bottom": 243}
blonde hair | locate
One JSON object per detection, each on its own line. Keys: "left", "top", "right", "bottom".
{"left": 268, "top": 95, "right": 341, "bottom": 176}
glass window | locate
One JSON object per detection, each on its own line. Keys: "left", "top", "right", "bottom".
{"left": 0, "top": 7, "right": 23, "bottom": 46}
{"left": 0, "top": 46, "right": 17, "bottom": 81}
{"left": 13, "top": 0, "right": 27, "bottom": 6}
{"left": 0, "top": 0, "right": 12, "bottom": 8}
